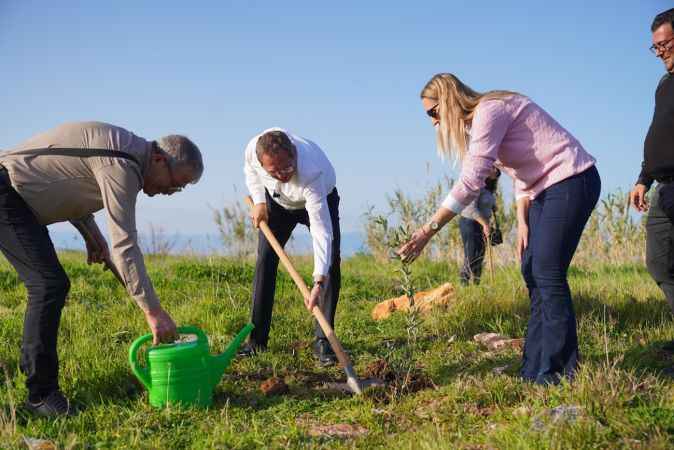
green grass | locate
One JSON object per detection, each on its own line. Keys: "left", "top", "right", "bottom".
{"left": 1, "top": 252, "right": 674, "bottom": 449}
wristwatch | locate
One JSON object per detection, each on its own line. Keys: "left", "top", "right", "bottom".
{"left": 425, "top": 221, "right": 440, "bottom": 234}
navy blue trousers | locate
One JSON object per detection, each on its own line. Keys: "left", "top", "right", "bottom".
{"left": 458, "top": 217, "right": 485, "bottom": 285}
{"left": 520, "top": 166, "right": 600, "bottom": 385}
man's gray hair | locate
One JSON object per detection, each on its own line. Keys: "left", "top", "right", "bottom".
{"left": 156, "top": 135, "right": 204, "bottom": 183}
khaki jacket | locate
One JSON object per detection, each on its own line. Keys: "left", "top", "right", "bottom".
{"left": 1, "top": 121, "right": 160, "bottom": 310}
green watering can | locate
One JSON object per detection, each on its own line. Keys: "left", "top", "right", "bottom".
{"left": 129, "top": 324, "right": 254, "bottom": 408}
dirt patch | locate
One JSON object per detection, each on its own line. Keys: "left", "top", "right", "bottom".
{"left": 260, "top": 377, "right": 289, "bottom": 396}
{"left": 363, "top": 358, "right": 434, "bottom": 399}
{"left": 364, "top": 359, "right": 397, "bottom": 382}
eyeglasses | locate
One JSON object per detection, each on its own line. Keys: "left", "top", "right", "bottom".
{"left": 650, "top": 37, "right": 674, "bottom": 54}
{"left": 267, "top": 160, "right": 296, "bottom": 179}
{"left": 426, "top": 103, "right": 440, "bottom": 120}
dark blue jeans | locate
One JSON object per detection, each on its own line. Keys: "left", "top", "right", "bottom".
{"left": 459, "top": 217, "right": 485, "bottom": 285}
{"left": 520, "top": 165, "right": 600, "bottom": 385}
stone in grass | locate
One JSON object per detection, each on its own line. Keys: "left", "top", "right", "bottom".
{"left": 260, "top": 377, "right": 289, "bottom": 396}
{"left": 308, "top": 423, "right": 368, "bottom": 439}
{"left": 23, "top": 437, "right": 57, "bottom": 450}
{"left": 473, "top": 333, "right": 524, "bottom": 352}
{"left": 532, "top": 405, "right": 584, "bottom": 431}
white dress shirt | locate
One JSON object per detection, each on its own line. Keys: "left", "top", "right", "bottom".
{"left": 244, "top": 128, "right": 337, "bottom": 278}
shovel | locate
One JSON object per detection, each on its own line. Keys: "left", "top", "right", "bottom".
{"left": 245, "top": 196, "right": 371, "bottom": 395}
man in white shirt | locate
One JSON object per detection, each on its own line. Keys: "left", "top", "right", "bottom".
{"left": 242, "top": 129, "right": 341, "bottom": 366}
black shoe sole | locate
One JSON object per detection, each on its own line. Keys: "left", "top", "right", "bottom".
{"left": 24, "top": 401, "right": 74, "bottom": 418}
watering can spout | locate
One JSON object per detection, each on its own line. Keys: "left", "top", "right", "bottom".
{"left": 211, "top": 323, "right": 255, "bottom": 387}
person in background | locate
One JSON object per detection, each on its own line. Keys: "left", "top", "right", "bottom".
{"left": 0, "top": 121, "right": 203, "bottom": 417}
{"left": 241, "top": 128, "right": 341, "bottom": 366}
{"left": 458, "top": 167, "right": 500, "bottom": 285}
{"left": 629, "top": 8, "right": 674, "bottom": 351}
{"left": 398, "top": 73, "right": 600, "bottom": 385}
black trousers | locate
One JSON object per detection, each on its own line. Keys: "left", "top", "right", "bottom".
{"left": 0, "top": 168, "right": 70, "bottom": 399}
{"left": 249, "top": 188, "right": 341, "bottom": 348}
{"left": 646, "top": 182, "right": 674, "bottom": 313}
{"left": 458, "top": 217, "right": 486, "bottom": 284}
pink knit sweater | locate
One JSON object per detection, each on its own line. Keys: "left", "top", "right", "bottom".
{"left": 442, "top": 95, "right": 596, "bottom": 212}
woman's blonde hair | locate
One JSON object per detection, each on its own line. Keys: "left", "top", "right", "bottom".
{"left": 420, "top": 73, "right": 519, "bottom": 160}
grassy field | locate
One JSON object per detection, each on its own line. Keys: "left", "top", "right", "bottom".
{"left": 1, "top": 251, "right": 674, "bottom": 449}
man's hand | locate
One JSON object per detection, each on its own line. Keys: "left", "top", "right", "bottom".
{"left": 85, "top": 237, "right": 110, "bottom": 265}
{"left": 629, "top": 184, "right": 649, "bottom": 212}
{"left": 72, "top": 216, "right": 110, "bottom": 265}
{"left": 144, "top": 306, "right": 178, "bottom": 345}
{"left": 304, "top": 283, "right": 322, "bottom": 312}
{"left": 250, "top": 203, "right": 268, "bottom": 228}
{"left": 477, "top": 218, "right": 490, "bottom": 239}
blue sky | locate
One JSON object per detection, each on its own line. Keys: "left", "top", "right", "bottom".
{"left": 1, "top": 1, "right": 671, "bottom": 238}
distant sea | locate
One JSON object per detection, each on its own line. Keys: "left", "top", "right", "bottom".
{"left": 49, "top": 229, "right": 368, "bottom": 257}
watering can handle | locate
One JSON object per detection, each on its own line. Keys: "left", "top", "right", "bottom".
{"left": 128, "top": 326, "right": 209, "bottom": 390}
{"left": 128, "top": 333, "right": 153, "bottom": 390}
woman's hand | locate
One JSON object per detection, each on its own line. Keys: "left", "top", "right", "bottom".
{"left": 516, "top": 222, "right": 529, "bottom": 261}
{"left": 515, "top": 197, "right": 531, "bottom": 261}
{"left": 397, "top": 227, "right": 432, "bottom": 263}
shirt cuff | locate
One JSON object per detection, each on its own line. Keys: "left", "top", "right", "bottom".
{"left": 441, "top": 193, "right": 467, "bottom": 214}
{"left": 636, "top": 177, "right": 653, "bottom": 190}
{"left": 251, "top": 191, "right": 266, "bottom": 204}
{"left": 312, "top": 267, "right": 329, "bottom": 279}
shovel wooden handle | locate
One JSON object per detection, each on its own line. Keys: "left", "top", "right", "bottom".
{"left": 245, "top": 196, "right": 355, "bottom": 371}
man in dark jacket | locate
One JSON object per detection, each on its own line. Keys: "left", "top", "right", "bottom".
{"left": 629, "top": 8, "right": 674, "bottom": 350}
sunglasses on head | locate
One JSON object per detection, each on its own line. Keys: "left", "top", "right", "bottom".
{"left": 426, "top": 103, "right": 439, "bottom": 119}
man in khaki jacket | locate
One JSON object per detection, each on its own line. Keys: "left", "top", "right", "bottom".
{"left": 0, "top": 121, "right": 203, "bottom": 417}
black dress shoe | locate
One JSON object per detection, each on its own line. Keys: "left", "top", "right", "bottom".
{"left": 312, "top": 339, "right": 337, "bottom": 367}
{"left": 238, "top": 342, "right": 266, "bottom": 357}
{"left": 24, "top": 390, "right": 74, "bottom": 417}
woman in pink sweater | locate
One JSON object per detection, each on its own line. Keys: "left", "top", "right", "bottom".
{"left": 398, "top": 73, "right": 601, "bottom": 385}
